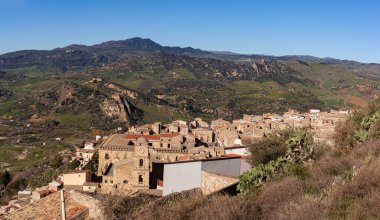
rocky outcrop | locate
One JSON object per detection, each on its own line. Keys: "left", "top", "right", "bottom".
{"left": 100, "top": 94, "right": 142, "bottom": 123}
{"left": 104, "top": 82, "right": 139, "bottom": 100}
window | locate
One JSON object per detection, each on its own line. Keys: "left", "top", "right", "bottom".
{"left": 123, "top": 180, "right": 128, "bottom": 184}
{"left": 110, "top": 180, "right": 113, "bottom": 184}
{"left": 139, "top": 175, "right": 143, "bottom": 184}
{"left": 168, "top": 144, "right": 171, "bottom": 149}
{"left": 139, "top": 159, "right": 144, "bottom": 167}
{"left": 160, "top": 143, "right": 163, "bottom": 148}
{"left": 105, "top": 180, "right": 108, "bottom": 183}
{"left": 148, "top": 143, "right": 152, "bottom": 146}
{"left": 105, "top": 154, "right": 109, "bottom": 160}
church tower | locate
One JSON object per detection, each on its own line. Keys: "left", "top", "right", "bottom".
{"left": 132, "top": 137, "right": 150, "bottom": 189}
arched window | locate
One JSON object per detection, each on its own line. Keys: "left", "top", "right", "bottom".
{"left": 139, "top": 159, "right": 144, "bottom": 167}
{"left": 139, "top": 175, "right": 143, "bottom": 183}
{"left": 105, "top": 154, "right": 109, "bottom": 160}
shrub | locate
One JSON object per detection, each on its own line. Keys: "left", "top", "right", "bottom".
{"left": 6, "top": 178, "right": 27, "bottom": 194}
{"left": 49, "top": 154, "right": 63, "bottom": 168}
{"left": 69, "top": 160, "right": 81, "bottom": 170}
{"left": 248, "top": 135, "right": 287, "bottom": 166}
{"left": 248, "top": 128, "right": 314, "bottom": 166}
{"left": 248, "top": 129, "right": 293, "bottom": 166}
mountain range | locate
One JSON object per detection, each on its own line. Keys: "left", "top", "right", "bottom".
{"left": 1, "top": 37, "right": 380, "bottom": 131}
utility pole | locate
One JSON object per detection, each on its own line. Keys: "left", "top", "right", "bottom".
{"left": 60, "top": 189, "right": 66, "bottom": 220}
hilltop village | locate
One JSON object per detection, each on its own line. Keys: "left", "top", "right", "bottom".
{"left": 1, "top": 108, "right": 349, "bottom": 217}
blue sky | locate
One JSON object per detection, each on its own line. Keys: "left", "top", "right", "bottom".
{"left": 0, "top": 0, "right": 379, "bottom": 63}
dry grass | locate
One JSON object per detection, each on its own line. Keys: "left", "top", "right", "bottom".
{"left": 256, "top": 177, "right": 304, "bottom": 220}
{"left": 137, "top": 189, "right": 260, "bottom": 220}
{"left": 328, "top": 160, "right": 380, "bottom": 219}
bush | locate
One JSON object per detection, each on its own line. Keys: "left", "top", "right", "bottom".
{"left": 248, "top": 128, "right": 314, "bottom": 166}
{"left": 248, "top": 130, "right": 291, "bottom": 166}
{"left": 6, "top": 178, "right": 27, "bottom": 194}
{"left": 69, "top": 160, "right": 81, "bottom": 170}
{"left": 50, "top": 154, "right": 63, "bottom": 168}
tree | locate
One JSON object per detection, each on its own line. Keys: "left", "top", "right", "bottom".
{"left": 84, "top": 153, "right": 99, "bottom": 172}
{"left": 50, "top": 154, "right": 63, "bottom": 169}
{"left": 69, "top": 160, "right": 81, "bottom": 170}
{"left": 2, "top": 170, "right": 11, "bottom": 188}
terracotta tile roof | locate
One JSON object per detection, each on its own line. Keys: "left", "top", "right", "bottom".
{"left": 125, "top": 132, "right": 181, "bottom": 140}
{"left": 5, "top": 191, "right": 89, "bottom": 220}
{"left": 160, "top": 132, "right": 181, "bottom": 138}
{"left": 125, "top": 134, "right": 160, "bottom": 140}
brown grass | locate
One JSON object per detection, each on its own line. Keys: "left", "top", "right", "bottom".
{"left": 137, "top": 189, "right": 260, "bottom": 220}
{"left": 347, "top": 95, "right": 368, "bottom": 108}
{"left": 256, "top": 177, "right": 304, "bottom": 220}
{"left": 329, "top": 160, "right": 380, "bottom": 219}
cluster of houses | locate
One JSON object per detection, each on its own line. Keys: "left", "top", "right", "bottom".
{"left": 64, "top": 108, "right": 348, "bottom": 196}
{"left": 0, "top": 140, "right": 99, "bottom": 216}
{"left": 1, "top": 108, "right": 349, "bottom": 216}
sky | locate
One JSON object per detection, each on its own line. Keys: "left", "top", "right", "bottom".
{"left": 0, "top": 0, "right": 379, "bottom": 63}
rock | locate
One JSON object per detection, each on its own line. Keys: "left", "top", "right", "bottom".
{"left": 100, "top": 94, "right": 142, "bottom": 123}
{"left": 30, "top": 114, "right": 40, "bottom": 120}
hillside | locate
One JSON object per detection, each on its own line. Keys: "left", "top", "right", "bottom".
{"left": 0, "top": 37, "right": 379, "bottom": 174}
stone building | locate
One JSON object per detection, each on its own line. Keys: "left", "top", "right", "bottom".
{"left": 97, "top": 131, "right": 223, "bottom": 194}
{"left": 62, "top": 170, "right": 92, "bottom": 191}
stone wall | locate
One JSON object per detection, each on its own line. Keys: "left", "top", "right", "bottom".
{"left": 200, "top": 171, "right": 238, "bottom": 195}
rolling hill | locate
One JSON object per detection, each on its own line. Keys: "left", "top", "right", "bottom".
{"left": 0, "top": 37, "right": 380, "bottom": 173}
